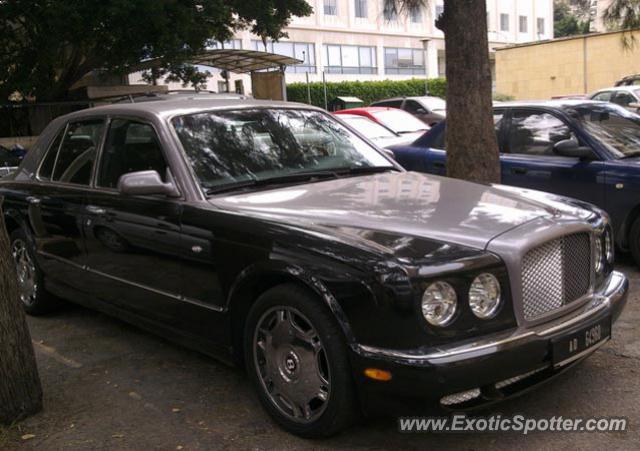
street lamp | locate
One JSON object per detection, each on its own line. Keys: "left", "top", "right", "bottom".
{"left": 421, "top": 38, "right": 431, "bottom": 96}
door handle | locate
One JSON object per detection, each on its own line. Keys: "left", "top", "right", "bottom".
{"left": 85, "top": 205, "right": 106, "bottom": 215}
{"left": 26, "top": 196, "right": 40, "bottom": 205}
{"left": 511, "top": 167, "right": 528, "bottom": 175}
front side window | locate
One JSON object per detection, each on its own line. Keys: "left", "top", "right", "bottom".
{"left": 405, "top": 100, "right": 427, "bottom": 114}
{"left": 39, "top": 120, "right": 104, "bottom": 185}
{"left": 611, "top": 92, "right": 635, "bottom": 107}
{"left": 507, "top": 110, "right": 572, "bottom": 156}
{"left": 384, "top": 48, "right": 425, "bottom": 75}
{"left": 172, "top": 108, "right": 392, "bottom": 192}
{"left": 566, "top": 104, "right": 640, "bottom": 158}
{"left": 98, "top": 119, "right": 168, "bottom": 189}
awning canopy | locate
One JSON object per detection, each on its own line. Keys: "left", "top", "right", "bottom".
{"left": 131, "top": 49, "right": 303, "bottom": 74}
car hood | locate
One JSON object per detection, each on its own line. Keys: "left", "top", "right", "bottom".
{"left": 208, "top": 172, "right": 570, "bottom": 251}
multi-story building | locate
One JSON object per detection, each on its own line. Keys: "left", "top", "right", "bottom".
{"left": 132, "top": 0, "right": 554, "bottom": 93}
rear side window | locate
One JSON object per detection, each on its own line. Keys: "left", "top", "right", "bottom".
{"left": 38, "top": 120, "right": 104, "bottom": 184}
{"left": 431, "top": 113, "right": 504, "bottom": 150}
{"left": 97, "top": 119, "right": 168, "bottom": 189}
{"left": 592, "top": 91, "right": 612, "bottom": 102}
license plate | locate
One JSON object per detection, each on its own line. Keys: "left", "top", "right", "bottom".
{"left": 551, "top": 316, "right": 611, "bottom": 368}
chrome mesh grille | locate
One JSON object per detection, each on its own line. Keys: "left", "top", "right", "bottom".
{"left": 522, "top": 233, "right": 591, "bottom": 320}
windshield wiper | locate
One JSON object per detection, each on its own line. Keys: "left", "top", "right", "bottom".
{"left": 204, "top": 170, "right": 340, "bottom": 195}
{"left": 205, "top": 166, "right": 398, "bottom": 196}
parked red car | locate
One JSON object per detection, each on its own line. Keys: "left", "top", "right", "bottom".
{"left": 335, "top": 107, "right": 429, "bottom": 143}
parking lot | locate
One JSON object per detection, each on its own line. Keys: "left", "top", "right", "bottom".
{"left": 1, "top": 258, "right": 639, "bottom": 450}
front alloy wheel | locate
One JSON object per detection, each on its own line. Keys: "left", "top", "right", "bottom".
{"left": 245, "top": 283, "right": 357, "bottom": 438}
{"left": 253, "top": 306, "right": 331, "bottom": 423}
{"left": 11, "top": 237, "right": 37, "bottom": 307}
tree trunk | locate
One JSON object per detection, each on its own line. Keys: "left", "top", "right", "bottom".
{"left": 438, "top": 0, "right": 500, "bottom": 184}
{"left": 0, "top": 209, "right": 42, "bottom": 424}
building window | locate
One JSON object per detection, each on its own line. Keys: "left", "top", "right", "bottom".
{"left": 384, "top": 48, "right": 425, "bottom": 75}
{"left": 519, "top": 15, "right": 528, "bottom": 33}
{"left": 323, "top": 44, "right": 377, "bottom": 74}
{"left": 383, "top": 3, "right": 398, "bottom": 21}
{"left": 207, "top": 39, "right": 242, "bottom": 50}
{"left": 324, "top": 0, "right": 337, "bottom": 16}
{"left": 355, "top": 0, "right": 367, "bottom": 18}
{"left": 537, "top": 17, "right": 545, "bottom": 35}
{"left": 435, "top": 3, "right": 444, "bottom": 22}
{"left": 500, "top": 13, "right": 509, "bottom": 31}
{"left": 252, "top": 40, "right": 316, "bottom": 73}
{"left": 410, "top": 6, "right": 422, "bottom": 23}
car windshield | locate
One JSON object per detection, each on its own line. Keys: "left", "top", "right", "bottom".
{"left": 370, "top": 110, "right": 429, "bottom": 134}
{"left": 565, "top": 103, "right": 640, "bottom": 158}
{"left": 172, "top": 108, "right": 393, "bottom": 192}
{"left": 422, "top": 97, "right": 447, "bottom": 111}
{"left": 341, "top": 116, "right": 397, "bottom": 139}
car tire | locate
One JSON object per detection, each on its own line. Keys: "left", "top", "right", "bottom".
{"left": 9, "top": 228, "right": 60, "bottom": 315}
{"left": 244, "top": 283, "right": 358, "bottom": 438}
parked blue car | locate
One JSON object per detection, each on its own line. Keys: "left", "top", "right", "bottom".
{"left": 390, "top": 100, "right": 640, "bottom": 264}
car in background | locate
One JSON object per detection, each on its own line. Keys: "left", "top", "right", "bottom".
{"left": 589, "top": 86, "right": 640, "bottom": 113}
{"left": 334, "top": 113, "right": 423, "bottom": 149}
{"left": 334, "top": 107, "right": 429, "bottom": 143}
{"left": 389, "top": 100, "right": 640, "bottom": 265}
{"left": 0, "top": 144, "right": 25, "bottom": 177}
{"left": 615, "top": 74, "right": 640, "bottom": 86}
{"left": 370, "top": 96, "right": 446, "bottom": 126}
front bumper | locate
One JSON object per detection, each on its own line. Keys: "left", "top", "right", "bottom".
{"left": 350, "top": 271, "right": 628, "bottom": 416}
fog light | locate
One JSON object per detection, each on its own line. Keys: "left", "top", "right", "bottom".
{"left": 595, "top": 235, "right": 604, "bottom": 273}
{"left": 421, "top": 281, "right": 457, "bottom": 327}
{"left": 469, "top": 273, "right": 502, "bottom": 319}
{"left": 604, "top": 228, "right": 614, "bottom": 263}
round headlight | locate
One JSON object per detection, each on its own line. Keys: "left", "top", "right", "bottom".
{"left": 421, "top": 281, "right": 457, "bottom": 327}
{"left": 469, "top": 273, "right": 502, "bottom": 319}
{"left": 604, "top": 229, "right": 614, "bottom": 263}
{"left": 594, "top": 236, "right": 603, "bottom": 273}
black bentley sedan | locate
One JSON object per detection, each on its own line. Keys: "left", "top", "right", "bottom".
{"left": 0, "top": 99, "right": 628, "bottom": 437}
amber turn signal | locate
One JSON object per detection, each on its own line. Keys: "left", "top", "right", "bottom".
{"left": 364, "top": 368, "right": 392, "bottom": 381}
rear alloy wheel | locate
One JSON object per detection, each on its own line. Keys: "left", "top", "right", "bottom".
{"left": 10, "top": 228, "right": 60, "bottom": 315}
{"left": 245, "top": 284, "right": 357, "bottom": 438}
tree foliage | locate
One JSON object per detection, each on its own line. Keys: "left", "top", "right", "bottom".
{"left": 604, "top": 0, "right": 640, "bottom": 31}
{"left": 554, "top": 1, "right": 591, "bottom": 37}
{"left": 0, "top": 0, "right": 312, "bottom": 101}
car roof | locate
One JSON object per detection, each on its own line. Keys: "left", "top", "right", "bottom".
{"left": 491, "top": 99, "right": 608, "bottom": 109}
{"left": 59, "top": 98, "right": 322, "bottom": 122}
{"left": 335, "top": 107, "right": 398, "bottom": 114}
{"left": 591, "top": 86, "right": 640, "bottom": 93}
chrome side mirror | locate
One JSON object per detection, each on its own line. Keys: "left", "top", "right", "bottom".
{"left": 117, "top": 170, "right": 180, "bottom": 197}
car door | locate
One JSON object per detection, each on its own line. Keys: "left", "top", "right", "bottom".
{"left": 28, "top": 118, "right": 105, "bottom": 287}
{"left": 421, "top": 111, "right": 506, "bottom": 176}
{"left": 611, "top": 91, "right": 638, "bottom": 113}
{"left": 500, "top": 108, "right": 605, "bottom": 207}
{"left": 81, "top": 117, "right": 189, "bottom": 324}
